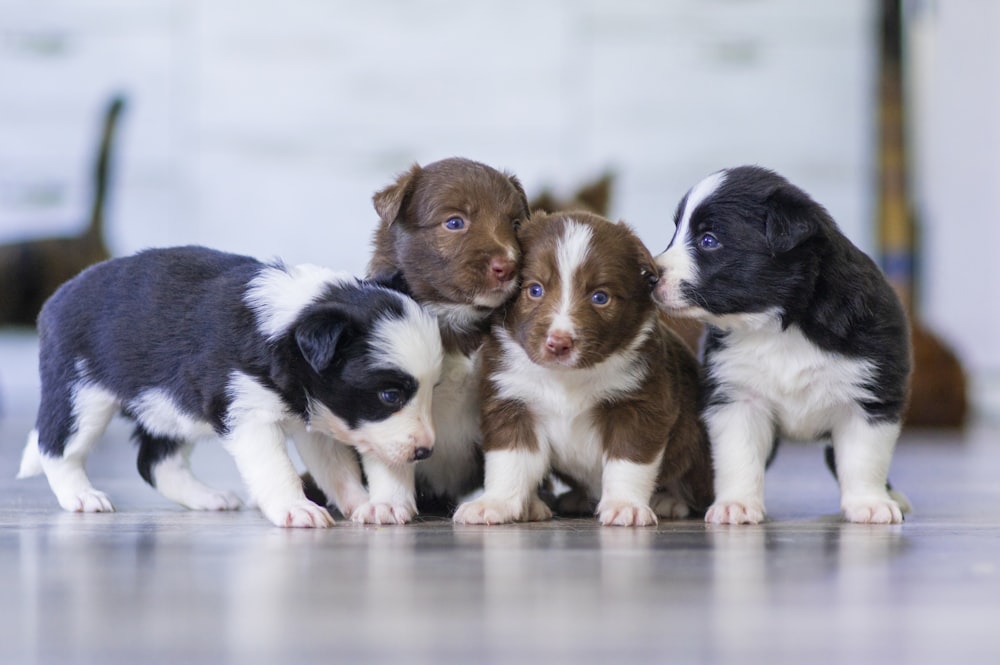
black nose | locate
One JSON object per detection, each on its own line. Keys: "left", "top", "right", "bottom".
{"left": 412, "top": 447, "right": 432, "bottom": 461}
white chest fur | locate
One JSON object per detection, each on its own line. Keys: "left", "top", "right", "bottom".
{"left": 415, "top": 348, "right": 484, "bottom": 494}
{"left": 490, "top": 328, "right": 648, "bottom": 496}
{"left": 709, "top": 319, "right": 876, "bottom": 440}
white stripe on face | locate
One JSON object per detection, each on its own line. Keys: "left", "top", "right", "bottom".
{"left": 550, "top": 220, "right": 594, "bottom": 337}
{"left": 654, "top": 170, "right": 727, "bottom": 312}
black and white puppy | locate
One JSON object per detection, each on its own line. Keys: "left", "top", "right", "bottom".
{"left": 17, "top": 246, "right": 442, "bottom": 528}
{"left": 653, "top": 166, "right": 911, "bottom": 524}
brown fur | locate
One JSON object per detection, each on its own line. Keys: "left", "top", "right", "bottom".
{"left": 369, "top": 157, "right": 528, "bottom": 351}
{"left": 0, "top": 96, "right": 125, "bottom": 327}
{"left": 529, "top": 172, "right": 614, "bottom": 216}
{"left": 479, "top": 211, "right": 714, "bottom": 518}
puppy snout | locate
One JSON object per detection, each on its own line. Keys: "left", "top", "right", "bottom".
{"left": 412, "top": 447, "right": 433, "bottom": 461}
{"left": 545, "top": 331, "right": 574, "bottom": 358}
{"left": 489, "top": 256, "right": 516, "bottom": 284}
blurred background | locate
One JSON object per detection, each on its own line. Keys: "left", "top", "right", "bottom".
{"left": 0, "top": 0, "right": 996, "bottom": 422}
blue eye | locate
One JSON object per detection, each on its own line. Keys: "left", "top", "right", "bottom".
{"left": 591, "top": 291, "right": 610, "bottom": 306}
{"left": 444, "top": 217, "right": 465, "bottom": 231}
{"left": 378, "top": 389, "right": 402, "bottom": 406}
{"left": 527, "top": 283, "right": 544, "bottom": 299}
{"left": 698, "top": 233, "right": 720, "bottom": 250}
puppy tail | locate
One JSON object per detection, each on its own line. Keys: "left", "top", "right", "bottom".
{"left": 823, "top": 444, "right": 912, "bottom": 515}
{"left": 16, "top": 429, "right": 43, "bottom": 479}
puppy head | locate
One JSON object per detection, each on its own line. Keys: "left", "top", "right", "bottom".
{"left": 507, "top": 211, "right": 658, "bottom": 369}
{"left": 370, "top": 157, "right": 529, "bottom": 316}
{"left": 653, "top": 165, "right": 824, "bottom": 325}
{"left": 290, "top": 285, "right": 443, "bottom": 468}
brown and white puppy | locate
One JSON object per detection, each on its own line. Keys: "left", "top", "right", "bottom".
{"left": 453, "top": 211, "right": 713, "bottom": 526}
{"left": 304, "top": 157, "right": 529, "bottom": 522}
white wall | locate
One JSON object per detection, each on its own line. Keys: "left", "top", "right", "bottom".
{"left": 0, "top": 0, "right": 876, "bottom": 274}
{"left": 909, "top": 0, "right": 1000, "bottom": 389}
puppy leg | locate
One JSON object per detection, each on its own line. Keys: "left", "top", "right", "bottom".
{"left": 704, "top": 401, "right": 775, "bottom": 525}
{"left": 351, "top": 453, "right": 417, "bottom": 525}
{"left": 35, "top": 385, "right": 118, "bottom": 513}
{"left": 453, "top": 448, "right": 552, "bottom": 525}
{"left": 832, "top": 417, "right": 904, "bottom": 524}
{"left": 134, "top": 428, "right": 241, "bottom": 511}
{"left": 598, "top": 457, "right": 661, "bottom": 527}
{"left": 223, "top": 423, "right": 333, "bottom": 528}
{"left": 289, "top": 425, "right": 369, "bottom": 518}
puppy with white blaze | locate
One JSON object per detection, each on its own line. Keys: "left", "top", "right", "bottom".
{"left": 17, "top": 246, "right": 442, "bottom": 528}
{"left": 653, "top": 166, "right": 912, "bottom": 525}
{"left": 453, "top": 211, "right": 714, "bottom": 527}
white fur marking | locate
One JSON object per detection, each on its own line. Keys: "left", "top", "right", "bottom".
{"left": 655, "top": 170, "right": 727, "bottom": 313}
{"left": 551, "top": 220, "right": 594, "bottom": 339}
{"left": 245, "top": 263, "right": 354, "bottom": 341}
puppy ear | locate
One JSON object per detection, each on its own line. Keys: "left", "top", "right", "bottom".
{"left": 617, "top": 220, "right": 660, "bottom": 292}
{"left": 373, "top": 163, "right": 422, "bottom": 225}
{"left": 294, "top": 306, "right": 353, "bottom": 374}
{"left": 765, "top": 185, "right": 821, "bottom": 254}
{"left": 506, "top": 172, "right": 531, "bottom": 218}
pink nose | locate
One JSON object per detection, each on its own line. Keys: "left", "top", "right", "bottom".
{"left": 490, "top": 257, "right": 516, "bottom": 284}
{"left": 545, "top": 332, "right": 574, "bottom": 357}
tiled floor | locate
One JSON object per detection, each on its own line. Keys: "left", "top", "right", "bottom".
{"left": 1, "top": 335, "right": 999, "bottom": 663}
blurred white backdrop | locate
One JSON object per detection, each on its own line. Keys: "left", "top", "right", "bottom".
{"left": 1, "top": 1, "right": 997, "bottom": 407}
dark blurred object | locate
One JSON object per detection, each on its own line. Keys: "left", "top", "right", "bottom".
{"left": 877, "top": 1, "right": 968, "bottom": 428}
{"left": 0, "top": 95, "right": 125, "bottom": 327}
{"left": 529, "top": 171, "right": 614, "bottom": 216}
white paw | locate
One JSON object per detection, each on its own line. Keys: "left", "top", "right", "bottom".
{"left": 265, "top": 500, "right": 334, "bottom": 528}
{"left": 187, "top": 491, "right": 243, "bottom": 512}
{"left": 453, "top": 498, "right": 525, "bottom": 525}
{"left": 61, "top": 489, "right": 115, "bottom": 513}
{"left": 842, "top": 496, "right": 903, "bottom": 524}
{"left": 705, "top": 500, "right": 765, "bottom": 525}
{"left": 650, "top": 491, "right": 691, "bottom": 520}
{"left": 597, "top": 500, "right": 658, "bottom": 527}
{"left": 350, "top": 501, "right": 415, "bottom": 525}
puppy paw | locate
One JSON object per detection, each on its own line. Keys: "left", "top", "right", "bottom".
{"left": 705, "top": 500, "right": 765, "bottom": 525}
{"left": 597, "top": 500, "right": 658, "bottom": 527}
{"left": 350, "top": 501, "right": 415, "bottom": 525}
{"left": 554, "top": 488, "right": 596, "bottom": 516}
{"left": 453, "top": 498, "right": 523, "bottom": 525}
{"left": 650, "top": 491, "right": 691, "bottom": 520}
{"left": 526, "top": 496, "right": 554, "bottom": 522}
{"left": 187, "top": 490, "right": 243, "bottom": 512}
{"left": 842, "top": 497, "right": 903, "bottom": 524}
{"left": 266, "top": 500, "right": 334, "bottom": 528}
{"left": 61, "top": 489, "right": 115, "bottom": 513}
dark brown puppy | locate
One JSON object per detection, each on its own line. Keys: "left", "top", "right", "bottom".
{"left": 303, "top": 158, "right": 529, "bottom": 518}
{"left": 0, "top": 96, "right": 125, "bottom": 326}
{"left": 453, "top": 211, "right": 713, "bottom": 526}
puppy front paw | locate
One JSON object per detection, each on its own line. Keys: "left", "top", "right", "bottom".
{"left": 842, "top": 496, "right": 903, "bottom": 524}
{"left": 597, "top": 500, "right": 658, "bottom": 527}
{"left": 187, "top": 490, "right": 243, "bottom": 512}
{"left": 60, "top": 489, "right": 115, "bottom": 513}
{"left": 454, "top": 498, "right": 519, "bottom": 525}
{"left": 705, "top": 500, "right": 765, "bottom": 525}
{"left": 264, "top": 500, "right": 334, "bottom": 528}
{"left": 350, "top": 501, "right": 416, "bottom": 525}
{"left": 650, "top": 490, "right": 691, "bottom": 520}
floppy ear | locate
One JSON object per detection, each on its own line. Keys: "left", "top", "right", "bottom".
{"left": 764, "top": 184, "right": 822, "bottom": 254}
{"left": 293, "top": 305, "right": 354, "bottom": 374}
{"left": 506, "top": 172, "right": 531, "bottom": 218}
{"left": 617, "top": 220, "right": 660, "bottom": 292}
{"left": 373, "top": 163, "right": 422, "bottom": 225}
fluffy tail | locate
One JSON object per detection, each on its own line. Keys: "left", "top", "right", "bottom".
{"left": 17, "top": 429, "right": 43, "bottom": 479}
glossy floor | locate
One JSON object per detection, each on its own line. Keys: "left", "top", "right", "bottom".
{"left": 2, "top": 406, "right": 999, "bottom": 664}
